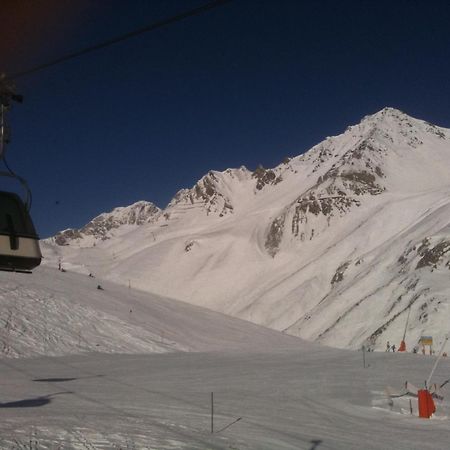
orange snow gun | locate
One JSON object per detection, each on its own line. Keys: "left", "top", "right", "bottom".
{"left": 398, "top": 307, "right": 411, "bottom": 352}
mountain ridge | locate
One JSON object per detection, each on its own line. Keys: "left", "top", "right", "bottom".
{"left": 41, "top": 108, "right": 450, "bottom": 351}
{"left": 49, "top": 200, "right": 161, "bottom": 246}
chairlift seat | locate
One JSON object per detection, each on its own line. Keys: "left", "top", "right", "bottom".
{"left": 0, "top": 191, "right": 41, "bottom": 271}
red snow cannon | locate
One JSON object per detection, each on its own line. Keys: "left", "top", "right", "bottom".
{"left": 418, "top": 389, "right": 435, "bottom": 419}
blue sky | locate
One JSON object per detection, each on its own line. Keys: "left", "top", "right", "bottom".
{"left": 2, "top": 0, "right": 450, "bottom": 237}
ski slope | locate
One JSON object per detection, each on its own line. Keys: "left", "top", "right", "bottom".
{"left": 0, "top": 267, "right": 300, "bottom": 358}
{"left": 1, "top": 266, "right": 450, "bottom": 448}
{"left": 1, "top": 345, "right": 450, "bottom": 448}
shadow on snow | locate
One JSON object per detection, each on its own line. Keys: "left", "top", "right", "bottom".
{"left": 0, "top": 391, "right": 71, "bottom": 408}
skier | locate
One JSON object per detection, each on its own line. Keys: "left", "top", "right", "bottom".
{"left": 386, "top": 341, "right": 390, "bottom": 352}
{"left": 391, "top": 344, "right": 396, "bottom": 352}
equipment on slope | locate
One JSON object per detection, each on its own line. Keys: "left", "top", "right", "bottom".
{"left": 418, "top": 389, "right": 436, "bottom": 418}
{"left": 0, "top": 75, "right": 41, "bottom": 272}
{"left": 387, "top": 337, "right": 450, "bottom": 419}
{"left": 398, "top": 306, "right": 411, "bottom": 352}
{"left": 419, "top": 335, "right": 433, "bottom": 355}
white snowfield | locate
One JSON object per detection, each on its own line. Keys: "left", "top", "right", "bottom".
{"left": 1, "top": 269, "right": 450, "bottom": 449}
{"left": 0, "top": 267, "right": 300, "bottom": 358}
{"left": 42, "top": 107, "right": 450, "bottom": 351}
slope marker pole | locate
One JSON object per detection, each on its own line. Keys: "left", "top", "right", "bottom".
{"left": 362, "top": 345, "right": 366, "bottom": 368}
{"left": 211, "top": 392, "right": 214, "bottom": 433}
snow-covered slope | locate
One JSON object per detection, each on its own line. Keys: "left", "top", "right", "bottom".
{"left": 43, "top": 108, "right": 450, "bottom": 351}
{"left": 0, "top": 267, "right": 301, "bottom": 358}
{"left": 2, "top": 343, "right": 450, "bottom": 449}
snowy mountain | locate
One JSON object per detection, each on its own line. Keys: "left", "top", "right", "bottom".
{"left": 51, "top": 201, "right": 160, "bottom": 247}
{"left": 42, "top": 108, "right": 450, "bottom": 351}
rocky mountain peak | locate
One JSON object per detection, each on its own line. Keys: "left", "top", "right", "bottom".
{"left": 252, "top": 165, "right": 283, "bottom": 190}
{"left": 353, "top": 107, "right": 448, "bottom": 147}
{"left": 167, "top": 167, "right": 251, "bottom": 217}
{"left": 52, "top": 201, "right": 160, "bottom": 246}
{"left": 264, "top": 109, "right": 436, "bottom": 257}
{"left": 363, "top": 106, "right": 407, "bottom": 121}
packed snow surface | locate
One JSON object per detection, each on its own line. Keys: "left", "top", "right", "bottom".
{"left": 1, "top": 342, "right": 450, "bottom": 448}
{"left": 0, "top": 267, "right": 297, "bottom": 357}
{"left": 1, "top": 269, "right": 450, "bottom": 449}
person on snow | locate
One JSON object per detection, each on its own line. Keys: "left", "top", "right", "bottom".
{"left": 386, "top": 341, "right": 390, "bottom": 352}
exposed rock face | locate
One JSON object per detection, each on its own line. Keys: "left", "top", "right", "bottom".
{"left": 263, "top": 109, "right": 426, "bottom": 256}
{"left": 252, "top": 165, "right": 282, "bottom": 190}
{"left": 416, "top": 239, "right": 450, "bottom": 270}
{"left": 265, "top": 214, "right": 286, "bottom": 257}
{"left": 168, "top": 168, "right": 251, "bottom": 217}
{"left": 170, "top": 172, "right": 234, "bottom": 217}
{"left": 331, "top": 261, "right": 350, "bottom": 285}
{"left": 54, "top": 229, "right": 82, "bottom": 245}
{"left": 54, "top": 201, "right": 160, "bottom": 245}
{"left": 397, "top": 236, "right": 450, "bottom": 272}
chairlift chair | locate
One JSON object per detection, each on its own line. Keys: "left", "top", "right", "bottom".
{"left": 0, "top": 190, "right": 41, "bottom": 272}
{"left": 0, "top": 74, "right": 42, "bottom": 272}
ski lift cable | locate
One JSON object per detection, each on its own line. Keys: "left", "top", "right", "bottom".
{"left": 10, "top": 0, "right": 233, "bottom": 80}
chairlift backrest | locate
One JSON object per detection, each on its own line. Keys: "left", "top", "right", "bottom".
{"left": 0, "top": 191, "right": 41, "bottom": 272}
